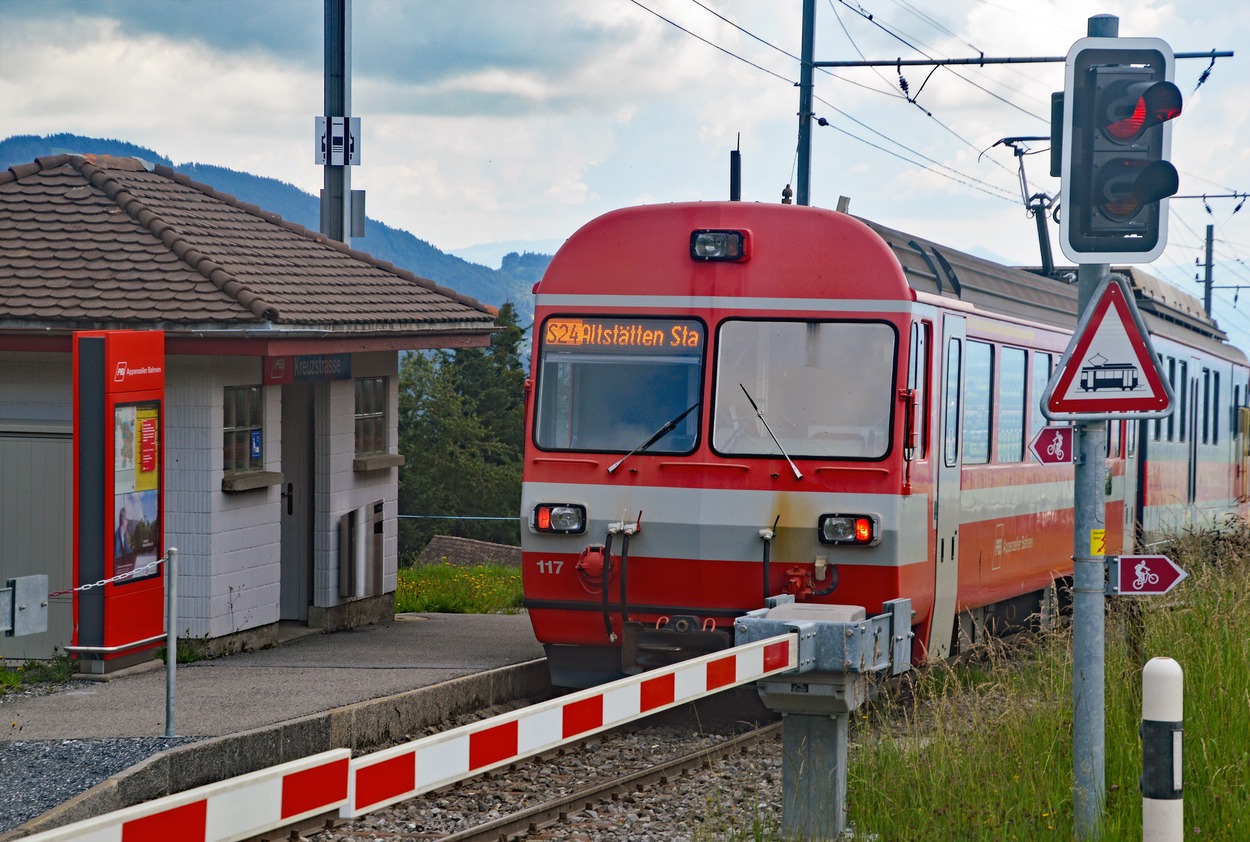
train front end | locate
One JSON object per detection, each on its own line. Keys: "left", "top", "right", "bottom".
{"left": 521, "top": 202, "right": 927, "bottom": 688}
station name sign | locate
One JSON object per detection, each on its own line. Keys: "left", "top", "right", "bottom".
{"left": 543, "top": 318, "right": 703, "bottom": 351}
{"left": 264, "top": 353, "right": 352, "bottom": 384}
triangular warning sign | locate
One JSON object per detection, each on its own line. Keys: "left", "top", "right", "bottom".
{"left": 1043, "top": 274, "right": 1173, "bottom": 419}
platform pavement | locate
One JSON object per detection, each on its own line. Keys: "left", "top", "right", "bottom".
{"left": 1, "top": 613, "right": 550, "bottom": 836}
{"left": 2, "top": 612, "right": 546, "bottom": 740}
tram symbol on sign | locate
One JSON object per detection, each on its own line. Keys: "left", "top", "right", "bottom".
{"left": 1078, "top": 354, "right": 1141, "bottom": 393}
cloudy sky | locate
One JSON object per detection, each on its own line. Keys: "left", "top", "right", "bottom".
{"left": 2, "top": 0, "right": 1248, "bottom": 341}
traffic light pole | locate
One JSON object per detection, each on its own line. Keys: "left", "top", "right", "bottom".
{"left": 1074, "top": 260, "right": 1110, "bottom": 840}
{"left": 1071, "top": 21, "right": 1119, "bottom": 841}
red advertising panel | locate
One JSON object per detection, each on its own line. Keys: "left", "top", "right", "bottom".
{"left": 73, "top": 330, "right": 165, "bottom": 668}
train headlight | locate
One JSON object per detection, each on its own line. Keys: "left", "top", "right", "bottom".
{"left": 690, "top": 229, "right": 750, "bottom": 262}
{"left": 532, "top": 503, "right": 587, "bottom": 534}
{"left": 818, "top": 513, "right": 880, "bottom": 546}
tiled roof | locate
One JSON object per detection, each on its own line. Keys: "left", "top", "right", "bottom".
{"left": 0, "top": 154, "right": 497, "bottom": 336}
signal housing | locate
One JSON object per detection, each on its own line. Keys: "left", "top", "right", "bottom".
{"left": 1059, "top": 38, "right": 1181, "bottom": 263}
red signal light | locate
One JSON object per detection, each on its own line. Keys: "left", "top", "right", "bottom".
{"left": 855, "top": 517, "right": 873, "bottom": 543}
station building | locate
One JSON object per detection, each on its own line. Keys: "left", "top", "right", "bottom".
{"left": 0, "top": 154, "right": 497, "bottom": 666}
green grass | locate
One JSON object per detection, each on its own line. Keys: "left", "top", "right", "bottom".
{"left": 0, "top": 655, "right": 73, "bottom": 697}
{"left": 394, "top": 561, "right": 523, "bottom": 614}
{"left": 692, "top": 521, "right": 1249, "bottom": 839}
{"left": 838, "top": 519, "right": 1250, "bottom": 840}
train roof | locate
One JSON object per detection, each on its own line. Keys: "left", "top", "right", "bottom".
{"left": 858, "top": 215, "right": 1245, "bottom": 364}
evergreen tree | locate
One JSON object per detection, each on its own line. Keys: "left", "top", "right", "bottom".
{"left": 397, "top": 304, "right": 528, "bottom": 556}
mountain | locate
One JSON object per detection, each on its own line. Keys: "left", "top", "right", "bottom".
{"left": 0, "top": 134, "right": 548, "bottom": 326}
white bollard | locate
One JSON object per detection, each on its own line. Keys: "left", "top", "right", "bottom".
{"left": 1141, "top": 657, "right": 1183, "bottom": 842}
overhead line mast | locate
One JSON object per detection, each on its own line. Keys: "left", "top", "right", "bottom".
{"left": 793, "top": 4, "right": 1231, "bottom": 207}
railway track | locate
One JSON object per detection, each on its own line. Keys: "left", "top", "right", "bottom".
{"left": 297, "top": 694, "right": 783, "bottom": 842}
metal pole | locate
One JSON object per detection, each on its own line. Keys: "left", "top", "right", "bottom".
{"left": 782, "top": 712, "right": 849, "bottom": 840}
{"left": 323, "top": 0, "right": 352, "bottom": 246}
{"left": 164, "top": 547, "right": 178, "bottom": 739}
{"left": 1203, "top": 224, "right": 1214, "bottom": 317}
{"left": 1142, "top": 657, "right": 1184, "bottom": 841}
{"left": 795, "top": 0, "right": 815, "bottom": 207}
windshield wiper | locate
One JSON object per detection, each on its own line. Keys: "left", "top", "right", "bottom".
{"left": 608, "top": 402, "right": 700, "bottom": 474}
{"left": 739, "top": 384, "right": 803, "bottom": 480}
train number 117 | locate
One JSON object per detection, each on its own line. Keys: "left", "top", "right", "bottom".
{"left": 536, "top": 559, "right": 564, "bottom": 575}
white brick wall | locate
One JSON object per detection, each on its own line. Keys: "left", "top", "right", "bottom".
{"left": 1, "top": 348, "right": 402, "bottom": 646}
{"left": 311, "top": 352, "right": 401, "bottom": 607}
{"left": 167, "top": 356, "right": 282, "bottom": 639}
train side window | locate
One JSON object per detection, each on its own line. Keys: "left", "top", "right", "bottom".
{"left": 1164, "top": 358, "right": 1176, "bottom": 441}
{"left": 907, "top": 321, "right": 931, "bottom": 459}
{"left": 1030, "top": 351, "right": 1051, "bottom": 453}
{"left": 963, "top": 340, "right": 992, "bottom": 465}
{"left": 998, "top": 347, "right": 1026, "bottom": 462}
{"left": 943, "top": 338, "right": 962, "bottom": 468}
{"left": 1178, "top": 361, "right": 1188, "bottom": 442}
{"left": 1213, "top": 372, "right": 1220, "bottom": 446}
{"left": 1201, "top": 368, "right": 1212, "bottom": 446}
{"left": 1153, "top": 356, "right": 1166, "bottom": 441}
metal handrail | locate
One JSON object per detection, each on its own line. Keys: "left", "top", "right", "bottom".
{"left": 63, "top": 633, "right": 166, "bottom": 654}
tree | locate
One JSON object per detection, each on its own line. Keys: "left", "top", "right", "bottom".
{"left": 397, "top": 304, "right": 528, "bottom": 556}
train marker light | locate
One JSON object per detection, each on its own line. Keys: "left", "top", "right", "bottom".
{"left": 818, "top": 513, "right": 879, "bottom": 546}
{"left": 690, "top": 229, "right": 749, "bottom": 262}
{"left": 532, "top": 503, "right": 586, "bottom": 534}
{"left": 1059, "top": 37, "right": 1181, "bottom": 263}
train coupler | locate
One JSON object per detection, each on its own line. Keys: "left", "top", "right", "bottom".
{"left": 619, "top": 618, "right": 730, "bottom": 674}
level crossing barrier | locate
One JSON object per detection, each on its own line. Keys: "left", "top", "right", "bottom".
{"left": 19, "top": 632, "right": 799, "bottom": 840}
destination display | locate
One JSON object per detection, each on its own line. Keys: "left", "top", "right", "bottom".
{"left": 543, "top": 317, "right": 703, "bottom": 351}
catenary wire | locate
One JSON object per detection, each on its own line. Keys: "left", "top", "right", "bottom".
{"left": 631, "top": 0, "right": 1018, "bottom": 202}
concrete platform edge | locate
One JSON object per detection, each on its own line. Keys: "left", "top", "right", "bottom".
{"left": 6, "top": 658, "right": 550, "bottom": 838}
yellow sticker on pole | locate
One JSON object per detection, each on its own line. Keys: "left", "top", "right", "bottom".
{"left": 1090, "top": 529, "right": 1106, "bottom": 557}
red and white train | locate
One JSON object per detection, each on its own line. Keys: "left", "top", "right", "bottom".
{"left": 520, "top": 201, "right": 1249, "bottom": 688}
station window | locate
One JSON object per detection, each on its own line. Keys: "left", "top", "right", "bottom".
{"left": 355, "top": 376, "right": 388, "bottom": 455}
{"left": 223, "top": 385, "right": 263, "bottom": 473}
{"left": 998, "top": 347, "right": 1026, "bottom": 463}
{"left": 963, "top": 340, "right": 993, "bottom": 465}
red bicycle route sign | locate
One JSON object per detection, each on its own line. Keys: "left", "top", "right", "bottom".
{"left": 1029, "top": 425, "right": 1074, "bottom": 464}
{"left": 1111, "top": 555, "right": 1188, "bottom": 596}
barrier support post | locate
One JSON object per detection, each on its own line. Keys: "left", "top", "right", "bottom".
{"left": 737, "top": 597, "right": 912, "bottom": 840}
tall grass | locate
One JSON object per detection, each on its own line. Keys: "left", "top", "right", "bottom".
{"left": 394, "top": 561, "right": 523, "bottom": 614}
{"left": 843, "top": 520, "right": 1250, "bottom": 840}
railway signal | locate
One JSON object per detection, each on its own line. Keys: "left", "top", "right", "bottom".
{"left": 1059, "top": 37, "right": 1182, "bottom": 263}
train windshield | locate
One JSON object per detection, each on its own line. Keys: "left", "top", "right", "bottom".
{"left": 712, "top": 320, "right": 897, "bottom": 459}
{"left": 534, "top": 316, "right": 705, "bottom": 453}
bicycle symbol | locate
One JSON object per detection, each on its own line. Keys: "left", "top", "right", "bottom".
{"left": 1046, "top": 433, "right": 1065, "bottom": 461}
{"left": 1133, "top": 560, "right": 1160, "bottom": 590}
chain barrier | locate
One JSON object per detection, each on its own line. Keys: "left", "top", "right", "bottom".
{"left": 47, "top": 557, "right": 165, "bottom": 597}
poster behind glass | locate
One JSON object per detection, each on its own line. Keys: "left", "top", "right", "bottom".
{"left": 113, "top": 401, "right": 161, "bottom": 582}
